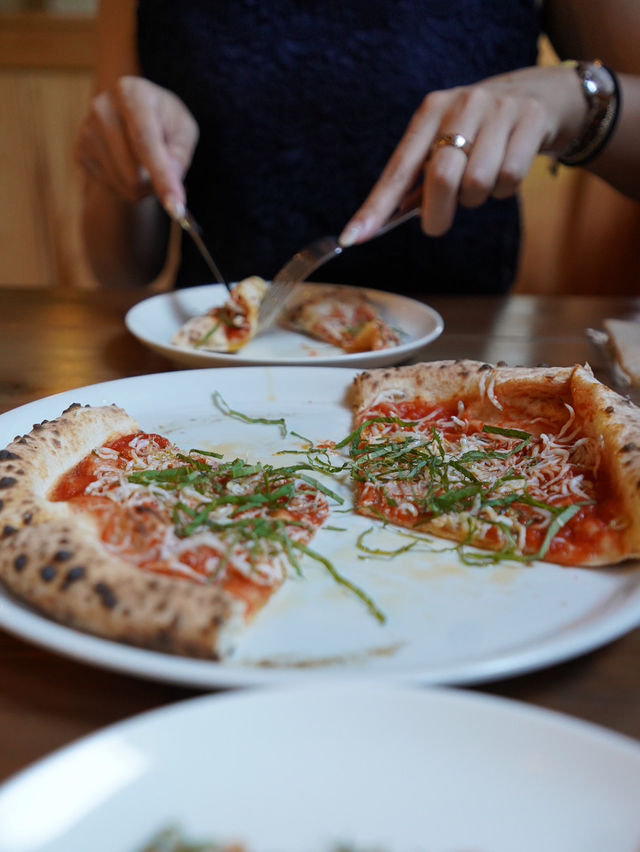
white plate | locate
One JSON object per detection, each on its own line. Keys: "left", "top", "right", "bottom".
{"left": 125, "top": 283, "right": 444, "bottom": 368}
{"left": 1, "top": 682, "right": 639, "bottom": 852}
{"left": 0, "top": 367, "right": 639, "bottom": 689}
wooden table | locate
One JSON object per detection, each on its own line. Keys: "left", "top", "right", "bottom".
{"left": 1, "top": 286, "right": 639, "bottom": 787}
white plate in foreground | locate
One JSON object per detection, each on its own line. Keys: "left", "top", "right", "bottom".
{"left": 0, "top": 367, "right": 639, "bottom": 689}
{"left": 0, "top": 683, "right": 639, "bottom": 852}
{"left": 124, "top": 282, "right": 444, "bottom": 368}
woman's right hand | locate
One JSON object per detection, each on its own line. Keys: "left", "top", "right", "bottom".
{"left": 74, "top": 76, "right": 199, "bottom": 216}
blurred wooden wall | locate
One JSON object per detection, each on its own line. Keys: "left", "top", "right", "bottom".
{"left": 0, "top": 10, "right": 98, "bottom": 289}
{"left": 0, "top": 16, "right": 638, "bottom": 294}
{"left": 515, "top": 39, "right": 640, "bottom": 296}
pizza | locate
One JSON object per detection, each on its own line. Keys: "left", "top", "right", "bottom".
{"left": 172, "top": 276, "right": 267, "bottom": 353}
{"left": 348, "top": 360, "right": 640, "bottom": 566}
{"left": 0, "top": 403, "right": 331, "bottom": 658}
{"left": 172, "top": 279, "right": 402, "bottom": 355}
{"left": 286, "top": 285, "right": 403, "bottom": 353}
{"left": 0, "top": 359, "right": 639, "bottom": 660}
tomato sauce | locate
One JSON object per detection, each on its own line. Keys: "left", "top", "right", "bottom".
{"left": 357, "top": 400, "right": 627, "bottom": 565}
{"left": 50, "top": 433, "right": 170, "bottom": 501}
{"left": 49, "top": 431, "right": 326, "bottom": 589}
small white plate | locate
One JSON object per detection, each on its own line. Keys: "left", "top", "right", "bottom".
{"left": 125, "top": 282, "right": 444, "bottom": 368}
{"left": 0, "top": 367, "right": 639, "bottom": 690}
{"left": 1, "top": 683, "right": 639, "bottom": 852}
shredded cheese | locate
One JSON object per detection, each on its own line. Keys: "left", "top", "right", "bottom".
{"left": 71, "top": 436, "right": 329, "bottom": 585}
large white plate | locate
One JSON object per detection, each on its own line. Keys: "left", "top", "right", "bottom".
{"left": 0, "top": 367, "right": 639, "bottom": 689}
{"left": 125, "top": 282, "right": 444, "bottom": 367}
{"left": 1, "top": 683, "right": 639, "bottom": 852}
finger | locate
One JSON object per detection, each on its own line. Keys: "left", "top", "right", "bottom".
{"left": 492, "top": 101, "right": 546, "bottom": 199}
{"left": 339, "top": 90, "right": 450, "bottom": 245}
{"left": 457, "top": 96, "right": 520, "bottom": 209}
{"left": 420, "top": 89, "right": 495, "bottom": 235}
{"left": 115, "top": 78, "right": 193, "bottom": 214}
{"left": 75, "top": 115, "right": 148, "bottom": 202}
{"left": 82, "top": 93, "right": 152, "bottom": 201}
{"left": 421, "top": 143, "right": 470, "bottom": 236}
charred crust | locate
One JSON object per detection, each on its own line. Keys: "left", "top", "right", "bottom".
{"left": 621, "top": 443, "right": 639, "bottom": 453}
{"left": 54, "top": 550, "right": 73, "bottom": 562}
{"left": 478, "top": 363, "right": 493, "bottom": 371}
{"left": 605, "top": 406, "right": 615, "bottom": 414}
{"left": 61, "top": 566, "right": 86, "bottom": 590}
{"left": 40, "top": 565, "right": 57, "bottom": 582}
{"left": 94, "top": 582, "right": 118, "bottom": 609}
{"left": 61, "top": 403, "right": 83, "bottom": 414}
{"left": 0, "top": 477, "right": 17, "bottom": 489}
{"left": 23, "top": 512, "right": 33, "bottom": 525}
{"left": 153, "top": 630, "right": 174, "bottom": 650}
{"left": 2, "top": 525, "right": 17, "bottom": 538}
{"left": 0, "top": 450, "right": 20, "bottom": 461}
{"left": 14, "top": 554, "right": 27, "bottom": 572}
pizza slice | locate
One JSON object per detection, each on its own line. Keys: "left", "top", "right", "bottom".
{"left": 172, "top": 276, "right": 268, "bottom": 353}
{"left": 349, "top": 360, "right": 640, "bottom": 566}
{"left": 0, "top": 403, "right": 330, "bottom": 657}
{"left": 285, "top": 286, "right": 403, "bottom": 353}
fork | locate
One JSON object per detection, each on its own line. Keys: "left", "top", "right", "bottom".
{"left": 257, "top": 206, "right": 421, "bottom": 332}
{"left": 170, "top": 204, "right": 231, "bottom": 292}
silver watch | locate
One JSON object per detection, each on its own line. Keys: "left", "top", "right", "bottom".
{"left": 558, "top": 59, "right": 619, "bottom": 166}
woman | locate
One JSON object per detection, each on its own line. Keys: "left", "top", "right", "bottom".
{"left": 75, "top": 1, "right": 640, "bottom": 294}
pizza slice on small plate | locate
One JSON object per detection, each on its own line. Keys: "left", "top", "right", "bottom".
{"left": 172, "top": 276, "right": 268, "bottom": 353}
{"left": 285, "top": 285, "right": 403, "bottom": 353}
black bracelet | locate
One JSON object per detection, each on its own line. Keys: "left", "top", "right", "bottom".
{"left": 558, "top": 60, "right": 621, "bottom": 168}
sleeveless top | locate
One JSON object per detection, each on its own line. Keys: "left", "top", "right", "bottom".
{"left": 138, "top": 1, "right": 542, "bottom": 295}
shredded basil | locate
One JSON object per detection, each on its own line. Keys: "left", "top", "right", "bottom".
{"left": 213, "top": 391, "right": 288, "bottom": 436}
{"left": 357, "top": 526, "right": 418, "bottom": 558}
{"left": 292, "top": 540, "right": 386, "bottom": 623}
{"left": 194, "top": 318, "right": 222, "bottom": 348}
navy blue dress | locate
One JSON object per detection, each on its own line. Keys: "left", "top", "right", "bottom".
{"left": 137, "top": 1, "right": 542, "bottom": 294}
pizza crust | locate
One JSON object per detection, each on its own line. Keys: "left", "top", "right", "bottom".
{"left": 352, "top": 360, "right": 577, "bottom": 426}
{"left": 0, "top": 404, "right": 244, "bottom": 658}
{"left": 351, "top": 360, "right": 640, "bottom": 566}
{"left": 569, "top": 366, "right": 640, "bottom": 555}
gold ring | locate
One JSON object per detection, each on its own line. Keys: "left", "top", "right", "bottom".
{"left": 431, "top": 132, "right": 472, "bottom": 157}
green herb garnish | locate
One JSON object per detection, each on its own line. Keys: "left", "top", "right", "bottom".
{"left": 213, "top": 391, "right": 288, "bottom": 436}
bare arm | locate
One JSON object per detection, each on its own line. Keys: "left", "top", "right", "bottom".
{"left": 544, "top": 0, "right": 640, "bottom": 199}
{"left": 76, "top": 0, "right": 198, "bottom": 287}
